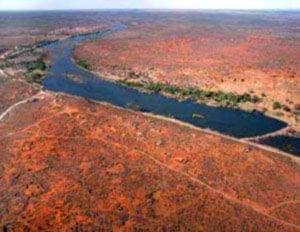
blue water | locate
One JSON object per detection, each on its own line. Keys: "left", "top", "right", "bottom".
{"left": 42, "top": 26, "right": 287, "bottom": 140}
{"left": 259, "top": 136, "right": 300, "bottom": 156}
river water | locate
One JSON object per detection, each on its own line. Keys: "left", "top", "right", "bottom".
{"left": 42, "top": 25, "right": 299, "bottom": 156}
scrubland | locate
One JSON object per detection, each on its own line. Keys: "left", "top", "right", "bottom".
{"left": 74, "top": 11, "right": 300, "bottom": 127}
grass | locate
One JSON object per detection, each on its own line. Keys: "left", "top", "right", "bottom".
{"left": 118, "top": 80, "right": 261, "bottom": 108}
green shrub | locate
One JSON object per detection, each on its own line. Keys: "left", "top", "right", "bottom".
{"left": 116, "top": 80, "right": 263, "bottom": 109}
{"left": 144, "top": 82, "right": 163, "bottom": 92}
{"left": 214, "top": 91, "right": 227, "bottom": 103}
{"left": 26, "top": 59, "right": 47, "bottom": 72}
{"left": 163, "top": 85, "right": 179, "bottom": 94}
{"left": 238, "top": 94, "right": 251, "bottom": 103}
{"left": 251, "top": 95, "right": 261, "bottom": 103}
{"left": 25, "top": 71, "right": 43, "bottom": 84}
{"left": 76, "top": 59, "right": 89, "bottom": 69}
{"left": 273, "top": 101, "right": 282, "bottom": 110}
{"left": 118, "top": 80, "right": 143, "bottom": 88}
{"left": 203, "top": 90, "right": 213, "bottom": 98}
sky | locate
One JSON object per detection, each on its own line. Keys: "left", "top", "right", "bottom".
{"left": 0, "top": 0, "right": 299, "bottom": 10}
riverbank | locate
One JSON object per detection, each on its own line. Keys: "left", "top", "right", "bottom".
{"left": 1, "top": 22, "right": 293, "bottom": 154}
{"left": 73, "top": 14, "right": 300, "bottom": 130}
{"left": 73, "top": 58, "right": 299, "bottom": 133}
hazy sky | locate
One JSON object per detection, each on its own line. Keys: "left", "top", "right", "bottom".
{"left": 0, "top": 0, "right": 299, "bottom": 10}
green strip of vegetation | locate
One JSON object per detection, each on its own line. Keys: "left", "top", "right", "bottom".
{"left": 24, "top": 59, "right": 47, "bottom": 84}
{"left": 25, "top": 59, "right": 47, "bottom": 72}
{"left": 273, "top": 101, "right": 291, "bottom": 112}
{"left": 118, "top": 79, "right": 262, "bottom": 108}
{"left": 76, "top": 59, "right": 89, "bottom": 69}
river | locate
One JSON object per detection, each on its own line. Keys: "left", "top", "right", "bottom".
{"left": 42, "top": 25, "right": 299, "bottom": 156}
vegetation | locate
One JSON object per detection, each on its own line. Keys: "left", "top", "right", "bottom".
{"left": 1, "top": 36, "right": 50, "bottom": 84}
{"left": 76, "top": 59, "right": 89, "bottom": 69}
{"left": 273, "top": 101, "right": 282, "bottom": 110}
{"left": 24, "top": 59, "right": 47, "bottom": 84}
{"left": 118, "top": 80, "right": 261, "bottom": 108}
{"left": 25, "top": 59, "right": 47, "bottom": 72}
{"left": 282, "top": 105, "right": 291, "bottom": 112}
{"left": 25, "top": 71, "right": 44, "bottom": 84}
{"left": 0, "top": 60, "right": 11, "bottom": 69}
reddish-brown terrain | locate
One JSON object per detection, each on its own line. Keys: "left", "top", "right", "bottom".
{"left": 1, "top": 11, "right": 300, "bottom": 231}
{"left": 0, "top": 11, "right": 130, "bottom": 51}
{"left": 0, "top": 80, "right": 300, "bottom": 230}
{"left": 74, "top": 11, "right": 300, "bottom": 126}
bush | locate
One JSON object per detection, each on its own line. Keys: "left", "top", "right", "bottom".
{"left": 214, "top": 91, "right": 227, "bottom": 103}
{"left": 26, "top": 59, "right": 47, "bottom": 72}
{"left": 238, "top": 94, "right": 251, "bottom": 103}
{"left": 163, "top": 85, "right": 179, "bottom": 94}
{"left": 76, "top": 59, "right": 89, "bottom": 69}
{"left": 273, "top": 101, "right": 282, "bottom": 110}
{"left": 128, "top": 71, "right": 138, "bottom": 78}
{"left": 144, "top": 82, "right": 163, "bottom": 92}
{"left": 179, "top": 87, "right": 200, "bottom": 99}
{"left": 116, "top": 80, "right": 262, "bottom": 109}
{"left": 25, "top": 71, "right": 43, "bottom": 84}
{"left": 251, "top": 95, "right": 261, "bottom": 103}
{"left": 118, "top": 80, "right": 143, "bottom": 88}
{"left": 283, "top": 105, "right": 291, "bottom": 112}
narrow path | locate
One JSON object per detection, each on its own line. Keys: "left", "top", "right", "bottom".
{"left": 267, "top": 200, "right": 300, "bottom": 212}
{"left": 17, "top": 132, "right": 299, "bottom": 229}
{"left": 33, "top": 133, "right": 300, "bottom": 229}
{"left": 0, "top": 92, "right": 43, "bottom": 122}
{"left": 0, "top": 110, "right": 66, "bottom": 138}
{"left": 242, "top": 126, "right": 292, "bottom": 142}
{"left": 0, "top": 69, "right": 6, "bottom": 77}
{"left": 137, "top": 150, "right": 299, "bottom": 228}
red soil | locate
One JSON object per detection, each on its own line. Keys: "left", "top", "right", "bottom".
{"left": 74, "top": 15, "right": 300, "bottom": 122}
{"left": 1, "top": 11, "right": 300, "bottom": 231}
{"left": 0, "top": 77, "right": 39, "bottom": 114}
{"left": 0, "top": 90, "right": 299, "bottom": 231}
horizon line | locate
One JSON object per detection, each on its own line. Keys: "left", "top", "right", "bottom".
{"left": 0, "top": 8, "right": 299, "bottom": 11}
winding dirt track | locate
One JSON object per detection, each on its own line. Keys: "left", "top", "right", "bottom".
{"left": 0, "top": 95, "right": 38, "bottom": 121}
